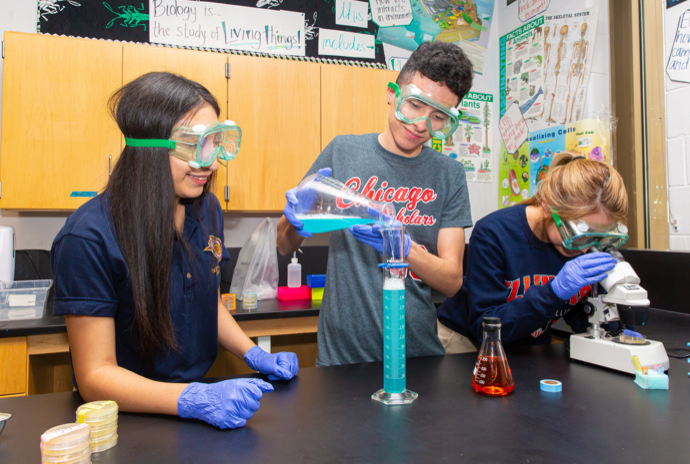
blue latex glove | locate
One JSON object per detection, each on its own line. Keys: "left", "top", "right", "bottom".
{"left": 177, "top": 378, "right": 274, "bottom": 429}
{"left": 283, "top": 168, "right": 332, "bottom": 238}
{"left": 551, "top": 252, "right": 617, "bottom": 300}
{"left": 244, "top": 345, "right": 299, "bottom": 381}
{"left": 349, "top": 223, "right": 412, "bottom": 259}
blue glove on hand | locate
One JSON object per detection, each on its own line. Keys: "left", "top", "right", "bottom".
{"left": 283, "top": 168, "right": 332, "bottom": 238}
{"left": 551, "top": 252, "right": 617, "bottom": 300}
{"left": 177, "top": 378, "right": 274, "bottom": 429}
{"left": 349, "top": 223, "right": 412, "bottom": 259}
{"left": 244, "top": 345, "right": 299, "bottom": 381}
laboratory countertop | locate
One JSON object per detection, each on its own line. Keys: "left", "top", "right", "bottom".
{"left": 0, "top": 309, "right": 689, "bottom": 463}
{"left": 0, "top": 298, "right": 323, "bottom": 338}
{"left": 0, "top": 292, "right": 448, "bottom": 338}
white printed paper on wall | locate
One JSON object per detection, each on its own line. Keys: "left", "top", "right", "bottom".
{"left": 667, "top": 10, "right": 690, "bottom": 83}
{"left": 149, "top": 0, "right": 305, "bottom": 56}
{"left": 499, "top": 103, "right": 529, "bottom": 155}
{"left": 383, "top": 42, "right": 412, "bottom": 71}
{"left": 541, "top": 8, "right": 598, "bottom": 124}
{"left": 370, "top": 0, "right": 412, "bottom": 28}
{"left": 336, "top": 0, "right": 369, "bottom": 28}
{"left": 318, "top": 28, "right": 376, "bottom": 59}
{"left": 519, "top": 0, "right": 550, "bottom": 23}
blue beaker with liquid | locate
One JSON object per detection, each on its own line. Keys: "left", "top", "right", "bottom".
{"left": 292, "top": 174, "right": 396, "bottom": 234}
{"left": 372, "top": 225, "right": 418, "bottom": 405}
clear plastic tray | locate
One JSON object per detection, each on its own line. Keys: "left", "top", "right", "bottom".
{"left": 41, "top": 423, "right": 91, "bottom": 451}
{"left": 76, "top": 400, "right": 118, "bottom": 426}
{"left": 0, "top": 280, "right": 53, "bottom": 321}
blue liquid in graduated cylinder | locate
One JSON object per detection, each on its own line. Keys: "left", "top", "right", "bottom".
{"left": 383, "top": 278, "right": 406, "bottom": 394}
{"left": 297, "top": 215, "right": 375, "bottom": 234}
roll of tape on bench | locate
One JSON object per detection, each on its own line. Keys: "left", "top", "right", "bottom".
{"left": 540, "top": 379, "right": 562, "bottom": 392}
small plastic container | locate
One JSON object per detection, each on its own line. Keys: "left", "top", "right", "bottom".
{"left": 277, "top": 285, "right": 311, "bottom": 301}
{"left": 287, "top": 252, "right": 302, "bottom": 288}
{"left": 0, "top": 279, "right": 53, "bottom": 321}
{"left": 76, "top": 400, "right": 118, "bottom": 453}
{"left": 221, "top": 293, "right": 236, "bottom": 312}
{"left": 90, "top": 428, "right": 118, "bottom": 452}
{"left": 41, "top": 423, "right": 91, "bottom": 461}
{"left": 242, "top": 293, "right": 258, "bottom": 310}
{"left": 311, "top": 287, "right": 324, "bottom": 301}
{"left": 76, "top": 400, "right": 118, "bottom": 427}
{"left": 306, "top": 274, "right": 326, "bottom": 288}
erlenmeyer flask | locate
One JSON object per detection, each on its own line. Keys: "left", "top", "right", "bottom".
{"left": 472, "top": 317, "right": 515, "bottom": 396}
{"left": 292, "top": 174, "right": 396, "bottom": 234}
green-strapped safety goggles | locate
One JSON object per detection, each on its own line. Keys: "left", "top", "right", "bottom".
{"left": 389, "top": 82, "right": 462, "bottom": 139}
{"left": 125, "top": 121, "right": 241, "bottom": 168}
{"left": 552, "top": 211, "right": 629, "bottom": 251}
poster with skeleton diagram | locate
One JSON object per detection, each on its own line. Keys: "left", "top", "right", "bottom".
{"left": 540, "top": 8, "right": 598, "bottom": 124}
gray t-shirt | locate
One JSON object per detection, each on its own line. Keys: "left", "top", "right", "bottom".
{"left": 307, "top": 133, "right": 473, "bottom": 366}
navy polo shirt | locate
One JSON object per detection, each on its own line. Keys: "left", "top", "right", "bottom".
{"left": 51, "top": 193, "right": 231, "bottom": 383}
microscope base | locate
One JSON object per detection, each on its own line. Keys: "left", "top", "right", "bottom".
{"left": 570, "top": 334, "right": 670, "bottom": 374}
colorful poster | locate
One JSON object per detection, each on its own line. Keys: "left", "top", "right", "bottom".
{"left": 149, "top": 0, "right": 305, "bottom": 56}
{"left": 498, "top": 118, "right": 612, "bottom": 208}
{"left": 528, "top": 126, "right": 564, "bottom": 194}
{"left": 433, "top": 92, "right": 494, "bottom": 183}
{"left": 540, "top": 8, "right": 599, "bottom": 124}
{"left": 499, "top": 16, "right": 545, "bottom": 119}
{"left": 376, "top": 0, "right": 495, "bottom": 74}
{"left": 498, "top": 140, "right": 531, "bottom": 208}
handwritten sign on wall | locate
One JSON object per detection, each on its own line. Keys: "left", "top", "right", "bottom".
{"left": 336, "top": 0, "right": 369, "bottom": 28}
{"left": 518, "top": 0, "right": 550, "bottom": 23}
{"left": 149, "top": 0, "right": 305, "bottom": 56}
{"left": 667, "top": 10, "right": 690, "bottom": 83}
{"left": 370, "top": 0, "right": 412, "bottom": 28}
{"left": 318, "top": 28, "right": 376, "bottom": 59}
{"left": 499, "top": 103, "right": 529, "bottom": 154}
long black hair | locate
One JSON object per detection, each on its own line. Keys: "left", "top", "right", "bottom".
{"left": 107, "top": 72, "right": 221, "bottom": 362}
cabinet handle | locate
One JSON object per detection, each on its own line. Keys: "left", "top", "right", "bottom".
{"left": 109, "top": 155, "right": 112, "bottom": 176}
{"left": 224, "top": 185, "right": 229, "bottom": 202}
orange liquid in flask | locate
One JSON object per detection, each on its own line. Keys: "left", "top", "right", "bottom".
{"left": 472, "top": 356, "right": 515, "bottom": 397}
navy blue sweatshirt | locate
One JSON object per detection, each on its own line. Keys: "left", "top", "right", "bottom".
{"left": 437, "top": 205, "right": 590, "bottom": 347}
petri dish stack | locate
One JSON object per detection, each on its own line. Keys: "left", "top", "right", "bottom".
{"left": 41, "top": 423, "right": 91, "bottom": 464}
{"left": 76, "top": 401, "right": 119, "bottom": 453}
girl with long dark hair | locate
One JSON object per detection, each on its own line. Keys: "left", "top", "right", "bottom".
{"left": 51, "top": 72, "right": 298, "bottom": 429}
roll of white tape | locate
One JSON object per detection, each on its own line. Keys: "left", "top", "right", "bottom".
{"left": 540, "top": 379, "right": 562, "bottom": 392}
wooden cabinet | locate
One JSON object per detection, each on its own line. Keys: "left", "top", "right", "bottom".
{"left": 320, "top": 65, "right": 399, "bottom": 150}
{"left": 0, "top": 337, "right": 27, "bottom": 396}
{"left": 122, "top": 44, "right": 230, "bottom": 208}
{"left": 0, "top": 34, "right": 394, "bottom": 212}
{"left": 0, "top": 32, "right": 122, "bottom": 210}
{"left": 226, "top": 55, "right": 321, "bottom": 211}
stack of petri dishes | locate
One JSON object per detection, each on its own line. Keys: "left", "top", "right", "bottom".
{"left": 76, "top": 400, "right": 118, "bottom": 453}
{"left": 41, "top": 423, "right": 91, "bottom": 464}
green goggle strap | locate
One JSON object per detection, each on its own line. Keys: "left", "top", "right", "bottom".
{"left": 124, "top": 138, "right": 177, "bottom": 149}
{"left": 552, "top": 212, "right": 563, "bottom": 228}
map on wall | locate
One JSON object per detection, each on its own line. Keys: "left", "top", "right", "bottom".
{"left": 37, "top": 0, "right": 388, "bottom": 67}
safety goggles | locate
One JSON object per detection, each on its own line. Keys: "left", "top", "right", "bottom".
{"left": 125, "top": 121, "right": 241, "bottom": 168}
{"left": 552, "top": 212, "right": 629, "bottom": 251}
{"left": 388, "top": 82, "right": 462, "bottom": 138}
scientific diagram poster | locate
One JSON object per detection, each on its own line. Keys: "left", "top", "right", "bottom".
{"left": 498, "top": 118, "right": 611, "bottom": 209}
{"left": 540, "top": 8, "right": 598, "bottom": 124}
{"left": 377, "top": 0, "right": 495, "bottom": 74}
{"left": 432, "top": 92, "right": 494, "bottom": 183}
{"left": 499, "top": 16, "right": 545, "bottom": 119}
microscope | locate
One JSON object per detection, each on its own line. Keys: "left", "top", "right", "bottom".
{"left": 569, "top": 248, "right": 670, "bottom": 374}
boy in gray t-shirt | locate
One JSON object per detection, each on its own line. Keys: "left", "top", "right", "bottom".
{"left": 277, "top": 42, "right": 474, "bottom": 367}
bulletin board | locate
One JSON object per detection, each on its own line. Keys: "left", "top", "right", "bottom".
{"left": 37, "top": 0, "right": 388, "bottom": 68}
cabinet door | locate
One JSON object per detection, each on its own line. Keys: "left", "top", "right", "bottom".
{"left": 226, "top": 55, "right": 321, "bottom": 211}
{"left": 122, "top": 44, "right": 229, "bottom": 207}
{"left": 0, "top": 33, "right": 122, "bottom": 209}
{"left": 0, "top": 337, "right": 27, "bottom": 396}
{"left": 320, "top": 66, "right": 399, "bottom": 150}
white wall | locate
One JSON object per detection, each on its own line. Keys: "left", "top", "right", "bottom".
{"left": 665, "top": 5, "right": 690, "bottom": 251}
{"left": 0, "top": 0, "right": 328, "bottom": 250}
